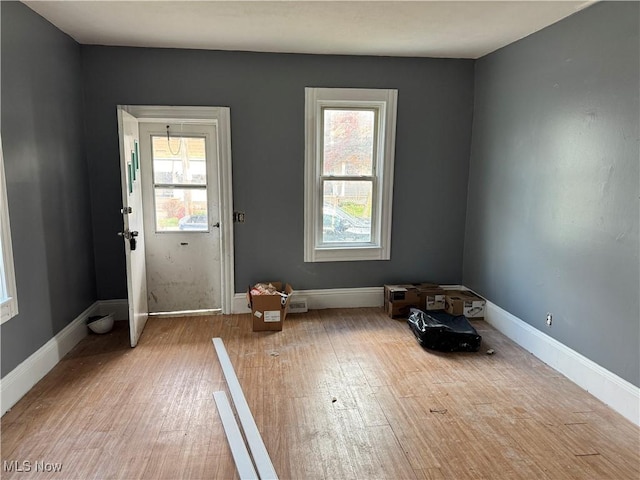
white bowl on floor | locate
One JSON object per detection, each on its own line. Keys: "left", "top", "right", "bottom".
{"left": 87, "top": 313, "right": 114, "bottom": 334}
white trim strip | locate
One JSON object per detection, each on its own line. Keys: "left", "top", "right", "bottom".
{"left": 217, "top": 107, "right": 236, "bottom": 315}
{"left": 213, "top": 391, "right": 259, "bottom": 480}
{"left": 212, "top": 338, "right": 278, "bottom": 480}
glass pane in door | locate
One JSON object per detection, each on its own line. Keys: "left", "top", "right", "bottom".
{"left": 151, "top": 135, "right": 207, "bottom": 185}
{"left": 151, "top": 134, "right": 208, "bottom": 232}
{"left": 154, "top": 188, "right": 208, "bottom": 232}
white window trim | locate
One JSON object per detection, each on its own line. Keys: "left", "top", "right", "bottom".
{"left": 0, "top": 135, "right": 19, "bottom": 323}
{"left": 304, "top": 87, "right": 397, "bottom": 262}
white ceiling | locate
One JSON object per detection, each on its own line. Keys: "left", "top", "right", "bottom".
{"left": 23, "top": 1, "right": 595, "bottom": 59}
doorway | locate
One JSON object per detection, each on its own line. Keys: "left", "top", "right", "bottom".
{"left": 139, "top": 122, "right": 222, "bottom": 313}
{"left": 117, "top": 106, "right": 235, "bottom": 342}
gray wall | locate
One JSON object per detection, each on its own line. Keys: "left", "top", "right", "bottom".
{"left": 464, "top": 1, "right": 639, "bottom": 387}
{"left": 1, "top": 2, "right": 96, "bottom": 376}
{"left": 81, "top": 47, "right": 474, "bottom": 298}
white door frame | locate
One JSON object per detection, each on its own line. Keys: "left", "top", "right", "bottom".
{"left": 120, "top": 105, "right": 235, "bottom": 315}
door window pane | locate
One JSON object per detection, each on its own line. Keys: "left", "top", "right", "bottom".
{"left": 154, "top": 188, "right": 208, "bottom": 232}
{"left": 322, "top": 180, "right": 372, "bottom": 243}
{"left": 322, "top": 109, "right": 375, "bottom": 176}
{"left": 151, "top": 134, "right": 209, "bottom": 232}
{"left": 151, "top": 136, "right": 206, "bottom": 185}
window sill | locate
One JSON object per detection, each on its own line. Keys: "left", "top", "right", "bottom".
{"left": 305, "top": 245, "right": 390, "bottom": 263}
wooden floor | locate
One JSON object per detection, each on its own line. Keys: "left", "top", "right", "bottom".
{"left": 1, "top": 308, "right": 639, "bottom": 479}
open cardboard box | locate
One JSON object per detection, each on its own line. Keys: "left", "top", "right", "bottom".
{"left": 247, "top": 282, "right": 293, "bottom": 332}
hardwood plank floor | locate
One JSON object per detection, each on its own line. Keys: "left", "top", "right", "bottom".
{"left": 1, "top": 308, "right": 638, "bottom": 479}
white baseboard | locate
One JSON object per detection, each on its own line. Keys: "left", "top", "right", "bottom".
{"left": 300, "top": 286, "right": 384, "bottom": 310}
{"left": 1, "top": 301, "right": 100, "bottom": 416}
{"left": 97, "top": 298, "right": 128, "bottom": 321}
{"left": 232, "top": 284, "right": 466, "bottom": 313}
{"left": 483, "top": 299, "right": 640, "bottom": 426}
{"left": 232, "top": 286, "right": 384, "bottom": 314}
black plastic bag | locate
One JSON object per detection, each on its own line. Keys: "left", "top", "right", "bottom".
{"left": 407, "top": 308, "right": 481, "bottom": 352}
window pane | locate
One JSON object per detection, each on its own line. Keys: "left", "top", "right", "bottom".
{"left": 322, "top": 180, "right": 372, "bottom": 243}
{"left": 154, "top": 188, "right": 208, "bottom": 232}
{"left": 151, "top": 136, "right": 207, "bottom": 185}
{"left": 322, "top": 109, "right": 375, "bottom": 176}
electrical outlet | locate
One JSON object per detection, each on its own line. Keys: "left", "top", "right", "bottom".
{"left": 546, "top": 313, "right": 553, "bottom": 326}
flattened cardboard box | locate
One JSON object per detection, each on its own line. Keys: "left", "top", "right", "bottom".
{"left": 444, "top": 290, "right": 486, "bottom": 319}
{"left": 247, "top": 282, "right": 293, "bottom": 331}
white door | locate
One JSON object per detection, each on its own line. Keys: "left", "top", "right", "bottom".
{"left": 139, "top": 122, "right": 222, "bottom": 313}
{"left": 117, "top": 108, "right": 149, "bottom": 347}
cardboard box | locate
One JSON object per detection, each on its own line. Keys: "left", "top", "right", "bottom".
{"left": 384, "top": 284, "right": 421, "bottom": 304}
{"left": 384, "top": 283, "right": 439, "bottom": 318}
{"left": 385, "top": 300, "right": 416, "bottom": 318}
{"left": 444, "top": 290, "right": 486, "bottom": 319}
{"left": 419, "top": 287, "right": 446, "bottom": 311}
{"left": 247, "top": 282, "right": 293, "bottom": 331}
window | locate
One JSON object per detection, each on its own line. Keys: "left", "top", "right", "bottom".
{"left": 304, "top": 88, "right": 398, "bottom": 262}
{"left": 0, "top": 136, "right": 18, "bottom": 323}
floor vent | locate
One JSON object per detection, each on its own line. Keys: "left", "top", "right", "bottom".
{"left": 288, "top": 298, "right": 308, "bottom": 313}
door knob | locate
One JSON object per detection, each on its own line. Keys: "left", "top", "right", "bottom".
{"left": 213, "top": 222, "right": 220, "bottom": 228}
{"left": 118, "top": 229, "right": 135, "bottom": 240}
